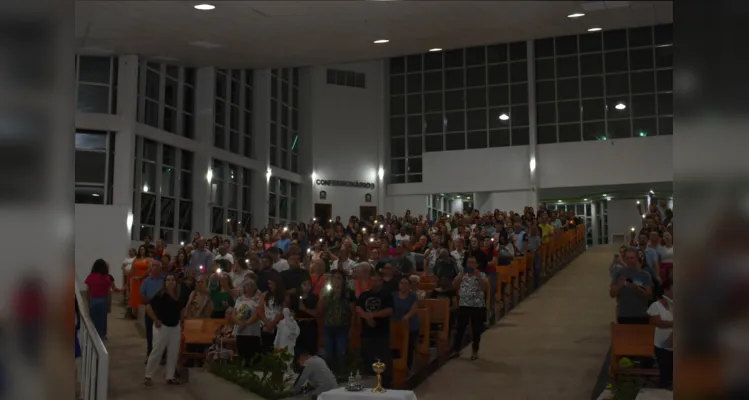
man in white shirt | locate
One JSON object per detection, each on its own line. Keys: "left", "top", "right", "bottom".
{"left": 214, "top": 244, "right": 235, "bottom": 265}
{"left": 270, "top": 247, "right": 289, "bottom": 273}
{"left": 330, "top": 248, "right": 354, "bottom": 275}
{"left": 395, "top": 227, "right": 410, "bottom": 246}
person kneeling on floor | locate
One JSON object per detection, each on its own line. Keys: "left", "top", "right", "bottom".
{"left": 291, "top": 350, "right": 338, "bottom": 399}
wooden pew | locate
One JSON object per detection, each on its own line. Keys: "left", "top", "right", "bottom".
{"left": 525, "top": 252, "right": 535, "bottom": 292}
{"left": 418, "top": 298, "right": 450, "bottom": 354}
{"left": 390, "top": 320, "right": 410, "bottom": 387}
{"left": 419, "top": 282, "right": 437, "bottom": 292}
{"left": 609, "top": 323, "right": 658, "bottom": 378}
{"left": 182, "top": 318, "right": 226, "bottom": 359}
{"left": 497, "top": 266, "right": 512, "bottom": 313}
{"left": 416, "top": 308, "right": 431, "bottom": 356}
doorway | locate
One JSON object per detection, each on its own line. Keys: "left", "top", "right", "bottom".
{"left": 359, "top": 206, "right": 377, "bottom": 221}
{"left": 314, "top": 203, "right": 333, "bottom": 227}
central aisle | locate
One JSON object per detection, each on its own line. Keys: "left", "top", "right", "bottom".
{"left": 414, "top": 246, "right": 616, "bottom": 400}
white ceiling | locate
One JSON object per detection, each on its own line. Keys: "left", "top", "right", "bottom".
{"left": 75, "top": 1, "right": 673, "bottom": 68}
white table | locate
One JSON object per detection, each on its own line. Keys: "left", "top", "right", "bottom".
{"left": 318, "top": 388, "right": 417, "bottom": 400}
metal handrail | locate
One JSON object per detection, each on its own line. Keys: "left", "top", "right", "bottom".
{"left": 75, "top": 277, "right": 109, "bottom": 400}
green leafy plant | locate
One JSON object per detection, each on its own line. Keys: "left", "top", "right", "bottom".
{"left": 609, "top": 375, "right": 645, "bottom": 400}
{"left": 207, "top": 349, "right": 296, "bottom": 400}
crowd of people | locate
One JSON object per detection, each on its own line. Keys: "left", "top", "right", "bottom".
{"left": 609, "top": 197, "right": 674, "bottom": 390}
{"left": 82, "top": 204, "right": 586, "bottom": 393}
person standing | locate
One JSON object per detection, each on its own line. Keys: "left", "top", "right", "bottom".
{"left": 648, "top": 279, "right": 673, "bottom": 390}
{"left": 84, "top": 259, "right": 122, "bottom": 340}
{"left": 141, "top": 262, "right": 167, "bottom": 364}
{"left": 229, "top": 279, "right": 263, "bottom": 365}
{"left": 610, "top": 249, "right": 654, "bottom": 324}
{"left": 129, "top": 246, "right": 153, "bottom": 320}
{"left": 188, "top": 238, "right": 214, "bottom": 275}
{"left": 357, "top": 272, "right": 394, "bottom": 387}
{"left": 144, "top": 274, "right": 186, "bottom": 386}
{"left": 451, "top": 255, "right": 489, "bottom": 361}
{"left": 393, "top": 276, "right": 420, "bottom": 372}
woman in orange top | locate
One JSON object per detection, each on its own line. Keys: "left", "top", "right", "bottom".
{"left": 128, "top": 245, "right": 153, "bottom": 319}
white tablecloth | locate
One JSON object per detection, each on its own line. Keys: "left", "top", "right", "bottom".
{"left": 318, "top": 388, "right": 417, "bottom": 400}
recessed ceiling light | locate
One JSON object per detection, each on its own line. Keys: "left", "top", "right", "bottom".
{"left": 498, "top": 113, "right": 510, "bottom": 121}
{"left": 374, "top": 39, "right": 389, "bottom": 44}
{"left": 567, "top": 13, "right": 585, "bottom": 18}
{"left": 583, "top": 198, "right": 588, "bottom": 201}
{"left": 615, "top": 103, "right": 627, "bottom": 110}
{"left": 189, "top": 41, "right": 222, "bottom": 49}
{"left": 588, "top": 27, "right": 602, "bottom": 32}
{"left": 92, "top": 193, "right": 100, "bottom": 197}
{"left": 429, "top": 48, "right": 442, "bottom": 52}
{"left": 194, "top": 4, "right": 215, "bottom": 10}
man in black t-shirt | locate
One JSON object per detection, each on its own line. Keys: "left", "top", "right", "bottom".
{"left": 356, "top": 273, "right": 394, "bottom": 387}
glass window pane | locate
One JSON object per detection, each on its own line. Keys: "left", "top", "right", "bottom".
{"left": 583, "top": 121, "right": 606, "bottom": 141}
{"left": 489, "top": 129, "right": 510, "bottom": 147}
{"left": 75, "top": 151, "right": 107, "bottom": 183}
{"left": 487, "top": 44, "right": 507, "bottom": 63}
{"left": 628, "top": 26, "right": 653, "bottom": 47}
{"left": 557, "top": 78, "right": 579, "bottom": 100}
{"left": 535, "top": 38, "right": 554, "bottom": 58}
{"left": 631, "top": 94, "right": 656, "bottom": 117}
{"left": 406, "top": 55, "right": 422, "bottom": 72}
{"left": 391, "top": 96, "right": 405, "bottom": 115}
{"left": 654, "top": 24, "right": 673, "bottom": 46}
{"left": 445, "top": 69, "right": 464, "bottom": 90}
{"left": 141, "top": 194, "right": 156, "bottom": 225}
{"left": 579, "top": 32, "right": 602, "bottom": 53}
{"left": 558, "top": 123, "right": 581, "bottom": 143}
{"left": 509, "top": 41, "right": 526, "bottom": 61}
{"left": 465, "top": 46, "right": 486, "bottom": 66}
{"left": 161, "top": 166, "right": 175, "bottom": 197}
{"left": 557, "top": 101, "right": 580, "bottom": 123}
{"left": 604, "top": 51, "right": 628, "bottom": 73}
{"left": 424, "top": 113, "right": 443, "bottom": 134}
{"left": 390, "top": 159, "right": 406, "bottom": 175}
{"left": 77, "top": 84, "right": 110, "bottom": 113}
{"left": 510, "top": 61, "right": 527, "bottom": 82}
{"left": 78, "top": 56, "right": 111, "bottom": 84}
{"left": 556, "top": 56, "right": 578, "bottom": 78}
{"left": 655, "top": 46, "right": 673, "bottom": 68}
{"left": 631, "top": 71, "right": 655, "bottom": 94}
{"left": 390, "top": 57, "right": 405, "bottom": 74}
{"left": 489, "top": 108, "right": 511, "bottom": 129}
{"left": 580, "top": 53, "right": 603, "bottom": 75}
{"left": 489, "top": 85, "right": 510, "bottom": 106}
{"left": 536, "top": 59, "right": 555, "bottom": 81}
{"left": 537, "top": 125, "right": 557, "bottom": 144}
{"left": 466, "top": 66, "right": 486, "bottom": 87}
{"left": 466, "top": 88, "right": 486, "bottom": 109}
{"left": 582, "top": 98, "right": 605, "bottom": 121}
{"left": 445, "top": 90, "right": 465, "bottom": 111}
{"left": 603, "top": 29, "right": 627, "bottom": 50}
{"left": 466, "top": 130, "right": 487, "bottom": 149}
{"left": 407, "top": 115, "right": 422, "bottom": 136}
{"left": 407, "top": 137, "right": 422, "bottom": 156}
{"left": 511, "top": 127, "right": 529, "bottom": 145}
{"left": 488, "top": 64, "right": 508, "bottom": 85}
{"left": 424, "top": 92, "right": 443, "bottom": 113}
{"left": 607, "top": 97, "right": 631, "bottom": 119}
{"left": 537, "top": 103, "right": 556, "bottom": 125}
{"left": 657, "top": 70, "right": 673, "bottom": 92}
{"left": 444, "top": 49, "right": 464, "bottom": 69}
{"left": 424, "top": 71, "right": 442, "bottom": 92}
{"left": 658, "top": 93, "right": 673, "bottom": 114}
{"left": 180, "top": 171, "right": 192, "bottom": 200}
{"left": 629, "top": 48, "right": 654, "bottom": 71}
{"left": 658, "top": 116, "right": 673, "bottom": 135}
{"left": 407, "top": 73, "right": 422, "bottom": 93}
{"left": 424, "top": 134, "right": 443, "bottom": 152}
{"left": 466, "top": 109, "right": 487, "bottom": 131}
{"left": 445, "top": 111, "right": 464, "bottom": 132}
{"left": 390, "top": 138, "right": 405, "bottom": 157}
{"left": 510, "top": 83, "right": 527, "bottom": 104}
{"left": 390, "top": 75, "right": 405, "bottom": 95}
{"left": 608, "top": 119, "right": 631, "bottom": 139}
{"left": 605, "top": 73, "right": 629, "bottom": 96}
{"left": 633, "top": 118, "right": 657, "bottom": 138}
{"left": 75, "top": 131, "right": 107, "bottom": 150}
{"left": 161, "top": 197, "right": 175, "bottom": 227}
{"left": 581, "top": 76, "right": 604, "bottom": 98}
{"left": 407, "top": 158, "right": 423, "bottom": 174}
{"left": 407, "top": 94, "right": 421, "bottom": 114}
{"left": 536, "top": 81, "right": 555, "bottom": 103}
{"left": 555, "top": 35, "right": 578, "bottom": 55}
{"left": 510, "top": 105, "right": 528, "bottom": 126}
{"left": 391, "top": 116, "right": 405, "bottom": 137}
{"left": 424, "top": 52, "right": 442, "bottom": 70}
{"left": 445, "top": 132, "right": 465, "bottom": 150}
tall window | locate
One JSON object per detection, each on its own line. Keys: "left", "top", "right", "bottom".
{"left": 270, "top": 68, "right": 300, "bottom": 172}
{"left": 268, "top": 178, "right": 298, "bottom": 226}
{"left": 138, "top": 61, "right": 196, "bottom": 138}
{"left": 75, "top": 130, "right": 115, "bottom": 204}
{"left": 76, "top": 55, "right": 118, "bottom": 114}
{"left": 133, "top": 136, "right": 193, "bottom": 243}
{"left": 215, "top": 69, "right": 254, "bottom": 155}
{"left": 210, "top": 159, "right": 252, "bottom": 235}
{"left": 534, "top": 24, "right": 673, "bottom": 144}
{"left": 388, "top": 41, "right": 529, "bottom": 184}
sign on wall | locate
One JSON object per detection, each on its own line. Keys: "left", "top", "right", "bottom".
{"left": 315, "top": 179, "right": 375, "bottom": 189}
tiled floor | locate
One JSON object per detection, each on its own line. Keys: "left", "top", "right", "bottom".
{"left": 413, "top": 246, "right": 616, "bottom": 400}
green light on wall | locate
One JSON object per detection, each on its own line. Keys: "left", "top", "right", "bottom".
{"left": 639, "top": 131, "right": 647, "bottom": 137}
{"left": 291, "top": 135, "right": 298, "bottom": 151}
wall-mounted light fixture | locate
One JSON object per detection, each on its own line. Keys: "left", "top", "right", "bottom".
{"left": 266, "top": 167, "right": 272, "bottom": 182}
{"left": 126, "top": 212, "right": 134, "bottom": 233}
{"left": 529, "top": 157, "right": 536, "bottom": 173}
{"left": 206, "top": 169, "right": 213, "bottom": 183}
{"left": 311, "top": 172, "right": 317, "bottom": 181}
{"left": 377, "top": 167, "right": 385, "bottom": 180}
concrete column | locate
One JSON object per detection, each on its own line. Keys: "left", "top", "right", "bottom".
{"left": 193, "top": 66, "right": 215, "bottom": 236}
{"left": 297, "top": 67, "right": 314, "bottom": 223}
{"left": 526, "top": 40, "right": 539, "bottom": 209}
{"left": 377, "top": 59, "right": 388, "bottom": 214}
{"left": 113, "top": 55, "right": 138, "bottom": 211}
{"left": 251, "top": 69, "right": 271, "bottom": 229}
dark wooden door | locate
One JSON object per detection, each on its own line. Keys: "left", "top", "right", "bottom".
{"left": 360, "top": 206, "right": 377, "bottom": 221}
{"left": 314, "top": 203, "right": 333, "bottom": 227}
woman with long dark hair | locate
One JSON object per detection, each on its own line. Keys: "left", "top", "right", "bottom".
{"left": 315, "top": 269, "right": 356, "bottom": 370}
{"left": 258, "top": 275, "right": 287, "bottom": 353}
{"left": 144, "top": 273, "right": 185, "bottom": 386}
{"left": 85, "top": 259, "right": 122, "bottom": 339}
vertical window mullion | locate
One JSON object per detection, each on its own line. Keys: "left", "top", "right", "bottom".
{"left": 652, "top": 28, "right": 660, "bottom": 134}
{"left": 176, "top": 67, "right": 185, "bottom": 137}
{"left": 132, "top": 137, "right": 143, "bottom": 239}
{"left": 154, "top": 143, "right": 163, "bottom": 236}
{"left": 225, "top": 75, "right": 231, "bottom": 149}
{"left": 626, "top": 29, "right": 633, "bottom": 138}
{"left": 577, "top": 36, "right": 583, "bottom": 142}
{"left": 158, "top": 64, "right": 166, "bottom": 130}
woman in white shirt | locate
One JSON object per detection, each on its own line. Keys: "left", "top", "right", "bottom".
{"left": 659, "top": 232, "right": 674, "bottom": 283}
{"left": 229, "top": 279, "right": 262, "bottom": 364}
{"left": 647, "top": 279, "right": 673, "bottom": 390}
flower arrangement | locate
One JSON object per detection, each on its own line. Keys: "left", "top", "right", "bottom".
{"left": 207, "top": 348, "right": 295, "bottom": 400}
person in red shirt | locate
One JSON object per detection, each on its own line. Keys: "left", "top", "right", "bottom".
{"left": 85, "top": 259, "right": 122, "bottom": 340}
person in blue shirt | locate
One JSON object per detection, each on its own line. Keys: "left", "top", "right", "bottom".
{"left": 140, "top": 263, "right": 166, "bottom": 364}
{"left": 392, "top": 276, "right": 420, "bottom": 372}
{"left": 276, "top": 231, "right": 292, "bottom": 254}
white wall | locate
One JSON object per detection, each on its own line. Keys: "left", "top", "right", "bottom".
{"left": 388, "top": 146, "right": 532, "bottom": 196}
{"left": 473, "top": 190, "right": 535, "bottom": 213}
{"left": 306, "top": 60, "right": 386, "bottom": 219}
{"left": 607, "top": 198, "right": 647, "bottom": 245}
{"left": 537, "top": 136, "right": 673, "bottom": 189}
{"left": 75, "top": 204, "right": 130, "bottom": 287}
{"left": 386, "top": 195, "right": 428, "bottom": 216}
